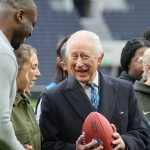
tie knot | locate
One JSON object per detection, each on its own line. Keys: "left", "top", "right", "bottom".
{"left": 88, "top": 83, "right": 96, "bottom": 89}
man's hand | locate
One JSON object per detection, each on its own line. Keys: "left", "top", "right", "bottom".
{"left": 76, "top": 134, "right": 103, "bottom": 150}
{"left": 111, "top": 124, "right": 126, "bottom": 150}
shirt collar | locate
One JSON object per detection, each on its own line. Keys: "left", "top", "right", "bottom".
{"left": 13, "top": 92, "right": 30, "bottom": 106}
{"left": 0, "top": 30, "right": 14, "bottom": 50}
{"left": 92, "top": 71, "right": 99, "bottom": 87}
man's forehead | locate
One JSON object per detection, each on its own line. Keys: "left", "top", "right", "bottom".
{"left": 70, "top": 47, "right": 91, "bottom": 52}
{"left": 69, "top": 42, "right": 94, "bottom": 51}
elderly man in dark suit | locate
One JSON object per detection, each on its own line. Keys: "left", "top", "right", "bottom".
{"left": 39, "top": 30, "right": 149, "bottom": 150}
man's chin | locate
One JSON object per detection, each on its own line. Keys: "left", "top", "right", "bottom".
{"left": 11, "top": 44, "right": 20, "bottom": 50}
{"left": 76, "top": 78, "right": 89, "bottom": 84}
{"left": 11, "top": 41, "right": 22, "bottom": 50}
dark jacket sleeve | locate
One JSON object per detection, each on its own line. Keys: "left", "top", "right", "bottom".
{"left": 39, "top": 93, "right": 76, "bottom": 150}
{"left": 120, "top": 84, "right": 149, "bottom": 149}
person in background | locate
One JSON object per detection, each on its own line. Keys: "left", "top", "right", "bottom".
{"left": 35, "top": 35, "right": 70, "bottom": 122}
{"left": 119, "top": 38, "right": 150, "bottom": 84}
{"left": 39, "top": 30, "right": 149, "bottom": 150}
{"left": 45, "top": 35, "right": 70, "bottom": 90}
{"left": 0, "top": 0, "right": 37, "bottom": 149}
{"left": 11, "top": 44, "right": 41, "bottom": 150}
{"left": 134, "top": 48, "right": 150, "bottom": 150}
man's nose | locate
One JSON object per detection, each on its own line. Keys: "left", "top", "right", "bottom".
{"left": 76, "top": 57, "right": 84, "bottom": 67}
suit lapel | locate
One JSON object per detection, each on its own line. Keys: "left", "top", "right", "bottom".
{"left": 62, "top": 72, "right": 118, "bottom": 122}
{"left": 62, "top": 76, "right": 93, "bottom": 121}
{"left": 98, "top": 72, "right": 118, "bottom": 121}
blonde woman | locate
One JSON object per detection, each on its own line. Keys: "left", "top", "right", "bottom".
{"left": 11, "top": 44, "right": 41, "bottom": 150}
{"left": 134, "top": 48, "right": 150, "bottom": 149}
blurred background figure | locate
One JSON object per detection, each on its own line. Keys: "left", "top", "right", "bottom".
{"left": 134, "top": 48, "right": 150, "bottom": 125}
{"left": 134, "top": 48, "right": 150, "bottom": 150}
{"left": 46, "top": 35, "right": 70, "bottom": 90}
{"left": 119, "top": 38, "right": 150, "bottom": 84}
{"left": 35, "top": 35, "right": 70, "bottom": 122}
{"left": 73, "top": 0, "right": 91, "bottom": 17}
{"left": 11, "top": 44, "right": 41, "bottom": 150}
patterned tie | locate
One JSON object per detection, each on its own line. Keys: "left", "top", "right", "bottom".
{"left": 90, "top": 83, "right": 100, "bottom": 111}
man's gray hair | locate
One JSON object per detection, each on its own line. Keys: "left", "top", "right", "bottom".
{"left": 66, "top": 30, "right": 103, "bottom": 56}
{"left": 142, "top": 48, "right": 150, "bottom": 81}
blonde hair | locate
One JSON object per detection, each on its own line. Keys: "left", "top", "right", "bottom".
{"left": 142, "top": 48, "right": 150, "bottom": 64}
{"left": 142, "top": 48, "right": 150, "bottom": 81}
{"left": 14, "top": 44, "right": 37, "bottom": 94}
{"left": 15, "top": 44, "right": 36, "bottom": 67}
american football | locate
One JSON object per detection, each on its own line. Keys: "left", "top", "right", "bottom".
{"left": 82, "top": 112, "right": 113, "bottom": 149}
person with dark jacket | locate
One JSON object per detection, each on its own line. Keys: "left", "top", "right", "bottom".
{"left": 39, "top": 30, "right": 149, "bottom": 150}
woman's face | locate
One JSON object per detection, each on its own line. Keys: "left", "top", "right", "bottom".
{"left": 28, "top": 52, "right": 41, "bottom": 90}
{"left": 17, "top": 52, "right": 40, "bottom": 93}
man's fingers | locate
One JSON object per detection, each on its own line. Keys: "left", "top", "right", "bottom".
{"left": 76, "top": 134, "right": 85, "bottom": 145}
{"left": 111, "top": 124, "right": 117, "bottom": 133}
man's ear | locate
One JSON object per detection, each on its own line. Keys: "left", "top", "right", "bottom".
{"left": 145, "top": 64, "right": 150, "bottom": 72}
{"left": 60, "top": 61, "right": 67, "bottom": 70}
{"left": 16, "top": 9, "right": 24, "bottom": 23}
{"left": 98, "top": 52, "right": 104, "bottom": 65}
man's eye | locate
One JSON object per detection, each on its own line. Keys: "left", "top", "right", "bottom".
{"left": 83, "top": 56, "right": 89, "bottom": 59}
{"left": 72, "top": 56, "right": 78, "bottom": 59}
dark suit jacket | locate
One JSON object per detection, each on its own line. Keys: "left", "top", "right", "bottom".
{"left": 39, "top": 71, "right": 149, "bottom": 150}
